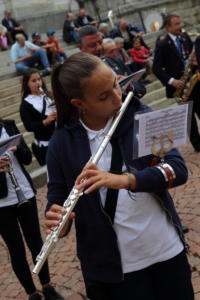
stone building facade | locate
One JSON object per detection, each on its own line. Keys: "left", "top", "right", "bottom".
{"left": 0, "top": 0, "right": 200, "bottom": 35}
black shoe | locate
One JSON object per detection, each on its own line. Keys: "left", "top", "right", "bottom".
{"left": 182, "top": 226, "right": 189, "bottom": 234}
{"left": 28, "top": 292, "right": 42, "bottom": 300}
{"left": 43, "top": 285, "right": 64, "bottom": 300}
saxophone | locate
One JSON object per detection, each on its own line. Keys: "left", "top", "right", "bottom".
{"left": 174, "top": 48, "right": 200, "bottom": 104}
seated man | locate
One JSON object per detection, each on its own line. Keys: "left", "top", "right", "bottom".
{"left": 102, "top": 38, "right": 131, "bottom": 76}
{"left": 99, "top": 23, "right": 112, "bottom": 38}
{"left": 2, "top": 10, "right": 28, "bottom": 44}
{"left": 10, "top": 34, "right": 51, "bottom": 75}
{"left": 111, "top": 19, "right": 149, "bottom": 50}
{"left": 63, "top": 12, "right": 80, "bottom": 44}
{"left": 76, "top": 8, "right": 97, "bottom": 27}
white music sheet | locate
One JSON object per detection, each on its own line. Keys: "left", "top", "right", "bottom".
{"left": 135, "top": 104, "right": 189, "bottom": 158}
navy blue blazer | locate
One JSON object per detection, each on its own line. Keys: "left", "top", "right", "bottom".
{"left": 153, "top": 32, "right": 193, "bottom": 98}
{"left": 46, "top": 98, "right": 188, "bottom": 283}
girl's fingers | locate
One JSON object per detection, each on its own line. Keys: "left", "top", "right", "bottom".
{"left": 75, "top": 169, "right": 99, "bottom": 185}
{"left": 46, "top": 211, "right": 63, "bottom": 221}
{"left": 50, "top": 204, "right": 66, "bottom": 215}
{"left": 84, "top": 180, "right": 104, "bottom": 194}
{"left": 45, "top": 219, "right": 61, "bottom": 229}
{"left": 45, "top": 212, "right": 75, "bottom": 235}
{"left": 76, "top": 172, "right": 102, "bottom": 189}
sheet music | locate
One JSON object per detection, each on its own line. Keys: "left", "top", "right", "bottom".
{"left": 0, "top": 134, "right": 22, "bottom": 157}
{"left": 135, "top": 104, "right": 189, "bottom": 157}
{"left": 119, "top": 68, "right": 146, "bottom": 87}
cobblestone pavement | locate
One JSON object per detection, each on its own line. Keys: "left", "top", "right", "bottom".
{"left": 0, "top": 141, "right": 200, "bottom": 300}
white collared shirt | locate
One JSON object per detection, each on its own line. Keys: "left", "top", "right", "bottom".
{"left": 0, "top": 127, "right": 34, "bottom": 207}
{"left": 80, "top": 118, "right": 183, "bottom": 273}
{"left": 168, "top": 33, "right": 186, "bottom": 85}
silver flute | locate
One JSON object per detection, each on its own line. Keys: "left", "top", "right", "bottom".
{"left": 39, "top": 87, "right": 56, "bottom": 109}
{"left": 32, "top": 91, "right": 133, "bottom": 275}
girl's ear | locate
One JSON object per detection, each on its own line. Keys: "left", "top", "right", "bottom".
{"left": 71, "top": 98, "right": 85, "bottom": 110}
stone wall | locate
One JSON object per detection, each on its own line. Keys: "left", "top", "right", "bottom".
{"left": 0, "top": 0, "right": 200, "bottom": 35}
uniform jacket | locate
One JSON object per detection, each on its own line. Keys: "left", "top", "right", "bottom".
{"left": 20, "top": 100, "right": 55, "bottom": 142}
{"left": 0, "top": 120, "right": 35, "bottom": 199}
{"left": 152, "top": 32, "right": 193, "bottom": 98}
{"left": 46, "top": 98, "right": 188, "bottom": 283}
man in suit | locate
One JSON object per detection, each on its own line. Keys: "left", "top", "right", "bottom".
{"left": 77, "top": 26, "right": 146, "bottom": 98}
{"left": 152, "top": 15, "right": 200, "bottom": 152}
{"left": 2, "top": 10, "right": 28, "bottom": 43}
{"left": 153, "top": 14, "right": 193, "bottom": 98}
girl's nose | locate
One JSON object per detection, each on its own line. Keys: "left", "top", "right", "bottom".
{"left": 112, "top": 90, "right": 121, "bottom": 105}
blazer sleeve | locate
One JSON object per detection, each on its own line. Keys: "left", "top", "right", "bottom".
{"left": 46, "top": 138, "right": 70, "bottom": 211}
{"left": 152, "top": 42, "right": 171, "bottom": 85}
{"left": 131, "top": 148, "right": 188, "bottom": 193}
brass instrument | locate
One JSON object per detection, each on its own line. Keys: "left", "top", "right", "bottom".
{"left": 32, "top": 91, "right": 134, "bottom": 275}
{"left": 4, "top": 152, "right": 30, "bottom": 207}
{"left": 174, "top": 50, "right": 200, "bottom": 104}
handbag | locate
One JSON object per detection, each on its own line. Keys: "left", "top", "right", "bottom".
{"left": 31, "top": 96, "right": 48, "bottom": 166}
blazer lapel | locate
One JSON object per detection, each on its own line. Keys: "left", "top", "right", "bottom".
{"left": 166, "top": 34, "right": 181, "bottom": 58}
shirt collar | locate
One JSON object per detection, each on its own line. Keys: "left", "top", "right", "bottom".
{"left": 168, "top": 32, "right": 180, "bottom": 43}
{"left": 79, "top": 118, "right": 113, "bottom": 141}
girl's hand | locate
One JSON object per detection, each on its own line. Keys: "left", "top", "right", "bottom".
{"left": 45, "top": 204, "right": 75, "bottom": 237}
{"left": 0, "top": 156, "right": 10, "bottom": 172}
{"left": 8, "top": 146, "right": 17, "bottom": 152}
{"left": 43, "top": 112, "right": 57, "bottom": 125}
{"left": 75, "top": 163, "right": 136, "bottom": 194}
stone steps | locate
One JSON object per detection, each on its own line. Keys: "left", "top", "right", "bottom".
{"left": 142, "top": 86, "right": 166, "bottom": 104}
{"left": 0, "top": 31, "right": 175, "bottom": 188}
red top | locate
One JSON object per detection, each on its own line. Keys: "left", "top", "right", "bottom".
{"left": 46, "top": 39, "right": 60, "bottom": 51}
{"left": 130, "top": 46, "right": 151, "bottom": 63}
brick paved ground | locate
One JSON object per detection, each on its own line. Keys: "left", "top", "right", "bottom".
{"left": 0, "top": 141, "right": 200, "bottom": 300}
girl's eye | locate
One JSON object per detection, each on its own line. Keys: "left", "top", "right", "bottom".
{"left": 98, "top": 95, "right": 108, "bottom": 101}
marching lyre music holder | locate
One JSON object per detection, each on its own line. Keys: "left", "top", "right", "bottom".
{"left": 151, "top": 131, "right": 174, "bottom": 160}
{"left": 150, "top": 131, "right": 175, "bottom": 188}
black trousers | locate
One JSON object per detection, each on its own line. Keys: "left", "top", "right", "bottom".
{"left": 86, "top": 251, "right": 194, "bottom": 300}
{"left": 0, "top": 197, "right": 50, "bottom": 294}
{"left": 189, "top": 82, "right": 200, "bottom": 150}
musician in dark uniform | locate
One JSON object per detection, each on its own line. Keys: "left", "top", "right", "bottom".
{"left": 0, "top": 119, "right": 64, "bottom": 300}
{"left": 153, "top": 14, "right": 193, "bottom": 98}
{"left": 152, "top": 14, "right": 200, "bottom": 152}
{"left": 188, "top": 36, "right": 200, "bottom": 152}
